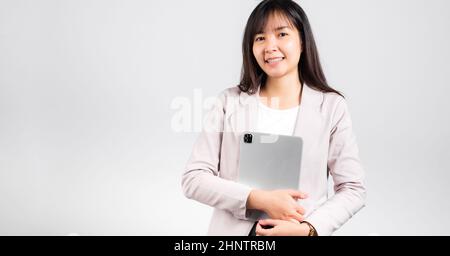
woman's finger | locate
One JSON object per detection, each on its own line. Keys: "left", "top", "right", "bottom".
{"left": 259, "top": 219, "right": 281, "bottom": 226}
{"left": 255, "top": 223, "right": 271, "bottom": 236}
{"left": 288, "top": 190, "right": 308, "bottom": 200}
{"left": 290, "top": 212, "right": 304, "bottom": 222}
{"left": 296, "top": 205, "right": 305, "bottom": 215}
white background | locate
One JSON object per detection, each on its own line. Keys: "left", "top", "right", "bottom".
{"left": 1, "top": 0, "right": 449, "bottom": 235}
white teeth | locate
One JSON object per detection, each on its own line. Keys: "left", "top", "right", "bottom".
{"left": 266, "top": 57, "right": 284, "bottom": 63}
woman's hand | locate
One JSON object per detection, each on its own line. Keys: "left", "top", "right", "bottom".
{"left": 255, "top": 219, "right": 310, "bottom": 236}
{"left": 246, "top": 189, "right": 307, "bottom": 222}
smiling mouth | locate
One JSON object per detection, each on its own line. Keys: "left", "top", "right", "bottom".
{"left": 265, "top": 57, "right": 285, "bottom": 63}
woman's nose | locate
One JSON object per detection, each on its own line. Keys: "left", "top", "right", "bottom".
{"left": 264, "top": 36, "right": 278, "bottom": 53}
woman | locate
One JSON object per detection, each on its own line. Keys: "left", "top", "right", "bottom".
{"left": 181, "top": 0, "right": 366, "bottom": 236}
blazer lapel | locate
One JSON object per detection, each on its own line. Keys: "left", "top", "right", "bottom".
{"left": 226, "top": 88, "right": 260, "bottom": 138}
{"left": 293, "top": 84, "right": 324, "bottom": 137}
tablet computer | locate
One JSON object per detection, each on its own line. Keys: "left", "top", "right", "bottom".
{"left": 238, "top": 132, "right": 303, "bottom": 191}
{"left": 238, "top": 132, "right": 303, "bottom": 221}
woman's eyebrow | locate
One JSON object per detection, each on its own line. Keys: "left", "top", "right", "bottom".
{"left": 274, "top": 26, "right": 290, "bottom": 31}
{"left": 256, "top": 26, "right": 291, "bottom": 34}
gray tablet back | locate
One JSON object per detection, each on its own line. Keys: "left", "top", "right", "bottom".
{"left": 238, "top": 132, "right": 303, "bottom": 190}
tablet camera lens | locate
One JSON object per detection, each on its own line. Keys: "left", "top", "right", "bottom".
{"left": 244, "top": 134, "right": 253, "bottom": 143}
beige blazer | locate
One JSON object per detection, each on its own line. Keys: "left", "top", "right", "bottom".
{"left": 181, "top": 85, "right": 366, "bottom": 236}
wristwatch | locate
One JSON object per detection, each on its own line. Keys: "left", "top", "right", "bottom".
{"left": 301, "top": 221, "right": 318, "bottom": 236}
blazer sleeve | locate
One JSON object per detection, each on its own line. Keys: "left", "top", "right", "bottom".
{"left": 304, "top": 98, "right": 367, "bottom": 236}
{"left": 181, "top": 90, "right": 252, "bottom": 220}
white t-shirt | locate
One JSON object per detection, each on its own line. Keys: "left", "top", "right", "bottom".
{"left": 255, "top": 93, "right": 300, "bottom": 136}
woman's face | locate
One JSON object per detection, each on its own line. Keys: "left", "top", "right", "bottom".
{"left": 252, "top": 12, "right": 302, "bottom": 79}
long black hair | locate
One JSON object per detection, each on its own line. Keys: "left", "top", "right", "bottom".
{"left": 238, "top": 0, "right": 343, "bottom": 97}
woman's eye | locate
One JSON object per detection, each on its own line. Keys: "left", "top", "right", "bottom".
{"left": 255, "top": 36, "right": 264, "bottom": 42}
{"left": 279, "top": 32, "right": 288, "bottom": 37}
